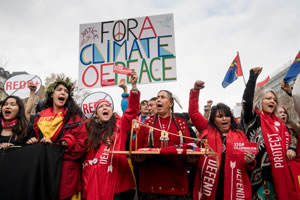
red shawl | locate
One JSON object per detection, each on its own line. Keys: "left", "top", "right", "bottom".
{"left": 257, "top": 110, "right": 296, "bottom": 200}
{"left": 193, "top": 128, "right": 252, "bottom": 200}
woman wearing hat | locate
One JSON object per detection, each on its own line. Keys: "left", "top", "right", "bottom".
{"left": 82, "top": 71, "right": 140, "bottom": 200}
{"left": 32, "top": 76, "right": 87, "bottom": 200}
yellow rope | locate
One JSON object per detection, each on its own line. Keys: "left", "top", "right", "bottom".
{"left": 132, "top": 120, "right": 215, "bottom": 153}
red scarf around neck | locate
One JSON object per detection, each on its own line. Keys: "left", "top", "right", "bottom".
{"left": 1, "top": 119, "right": 17, "bottom": 130}
{"left": 257, "top": 109, "right": 296, "bottom": 200}
{"left": 193, "top": 128, "right": 252, "bottom": 200}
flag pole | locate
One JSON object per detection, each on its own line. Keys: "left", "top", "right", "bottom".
{"left": 238, "top": 51, "right": 247, "bottom": 86}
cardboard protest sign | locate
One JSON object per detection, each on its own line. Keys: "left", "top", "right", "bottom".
{"left": 233, "top": 142, "right": 258, "bottom": 154}
{"left": 81, "top": 92, "right": 114, "bottom": 118}
{"left": 78, "top": 13, "right": 176, "bottom": 88}
{"left": 4, "top": 74, "right": 42, "bottom": 99}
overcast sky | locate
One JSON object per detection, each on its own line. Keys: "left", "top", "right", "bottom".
{"left": 1, "top": 0, "right": 299, "bottom": 114}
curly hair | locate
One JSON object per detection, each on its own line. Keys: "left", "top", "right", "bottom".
{"left": 46, "top": 76, "right": 74, "bottom": 97}
{"left": 44, "top": 81, "right": 82, "bottom": 123}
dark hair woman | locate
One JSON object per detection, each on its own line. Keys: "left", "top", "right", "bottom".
{"left": 136, "top": 89, "right": 193, "bottom": 200}
{"left": 189, "top": 80, "right": 255, "bottom": 200}
{"left": 241, "top": 67, "right": 296, "bottom": 200}
{"left": 0, "top": 96, "right": 35, "bottom": 150}
{"left": 82, "top": 72, "right": 140, "bottom": 200}
{"left": 31, "top": 76, "right": 87, "bottom": 200}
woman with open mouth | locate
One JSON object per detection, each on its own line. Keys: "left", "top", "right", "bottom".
{"left": 277, "top": 104, "right": 299, "bottom": 154}
{"left": 82, "top": 71, "right": 140, "bottom": 200}
{"left": 279, "top": 80, "right": 300, "bottom": 156}
{"left": 189, "top": 80, "right": 255, "bottom": 200}
{"left": 0, "top": 96, "right": 35, "bottom": 150}
{"left": 135, "top": 89, "right": 193, "bottom": 200}
{"left": 30, "top": 76, "right": 87, "bottom": 200}
{"left": 241, "top": 67, "right": 296, "bottom": 200}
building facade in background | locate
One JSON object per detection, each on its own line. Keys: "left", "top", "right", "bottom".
{"left": 0, "top": 67, "right": 33, "bottom": 101}
{"left": 0, "top": 67, "right": 11, "bottom": 101}
{"left": 259, "top": 61, "right": 299, "bottom": 122}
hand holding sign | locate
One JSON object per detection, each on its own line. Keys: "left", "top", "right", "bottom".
{"left": 28, "top": 81, "right": 37, "bottom": 92}
{"left": 4, "top": 74, "right": 42, "bottom": 99}
{"left": 244, "top": 151, "right": 256, "bottom": 164}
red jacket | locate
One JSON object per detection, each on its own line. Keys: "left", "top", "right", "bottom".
{"left": 82, "top": 91, "right": 140, "bottom": 200}
{"left": 137, "top": 115, "right": 192, "bottom": 195}
{"left": 189, "top": 89, "right": 253, "bottom": 200}
{"left": 33, "top": 113, "right": 87, "bottom": 200}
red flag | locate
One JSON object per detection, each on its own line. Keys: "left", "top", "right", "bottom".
{"left": 256, "top": 76, "right": 270, "bottom": 87}
{"left": 234, "top": 52, "right": 243, "bottom": 76}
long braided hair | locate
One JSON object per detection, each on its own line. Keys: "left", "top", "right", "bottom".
{"left": 149, "top": 90, "right": 181, "bottom": 147}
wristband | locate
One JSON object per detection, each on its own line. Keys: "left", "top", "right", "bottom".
{"left": 121, "top": 93, "right": 129, "bottom": 97}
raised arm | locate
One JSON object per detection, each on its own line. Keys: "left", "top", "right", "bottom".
{"left": 121, "top": 71, "right": 140, "bottom": 133}
{"left": 292, "top": 75, "right": 300, "bottom": 118}
{"left": 188, "top": 80, "right": 208, "bottom": 133}
{"left": 25, "top": 81, "right": 37, "bottom": 121}
{"left": 118, "top": 78, "right": 129, "bottom": 113}
{"left": 203, "top": 100, "right": 213, "bottom": 119}
{"left": 281, "top": 79, "right": 299, "bottom": 160}
{"left": 241, "top": 67, "right": 261, "bottom": 124}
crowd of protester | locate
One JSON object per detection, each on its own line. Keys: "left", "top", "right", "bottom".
{"left": 0, "top": 68, "right": 299, "bottom": 200}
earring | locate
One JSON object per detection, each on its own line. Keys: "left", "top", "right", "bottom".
{"left": 95, "top": 116, "right": 99, "bottom": 123}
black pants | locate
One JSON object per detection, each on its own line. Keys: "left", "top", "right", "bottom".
{"left": 114, "top": 189, "right": 136, "bottom": 200}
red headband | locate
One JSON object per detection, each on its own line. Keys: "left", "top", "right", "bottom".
{"left": 95, "top": 99, "right": 112, "bottom": 111}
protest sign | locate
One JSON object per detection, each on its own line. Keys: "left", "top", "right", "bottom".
{"left": 4, "top": 74, "right": 42, "bottom": 99}
{"left": 233, "top": 142, "right": 258, "bottom": 154}
{"left": 78, "top": 13, "right": 176, "bottom": 88}
{"left": 81, "top": 91, "right": 114, "bottom": 118}
{"left": 113, "top": 63, "right": 133, "bottom": 75}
